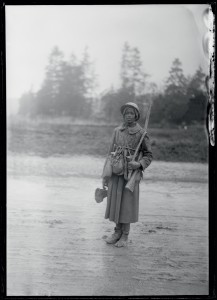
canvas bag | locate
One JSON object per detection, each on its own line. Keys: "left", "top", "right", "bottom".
{"left": 110, "top": 146, "right": 125, "bottom": 175}
{"left": 102, "top": 148, "right": 124, "bottom": 177}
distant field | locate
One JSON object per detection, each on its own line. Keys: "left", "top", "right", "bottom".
{"left": 7, "top": 117, "right": 208, "bottom": 163}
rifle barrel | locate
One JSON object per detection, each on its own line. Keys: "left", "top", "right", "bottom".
{"left": 127, "top": 100, "right": 152, "bottom": 182}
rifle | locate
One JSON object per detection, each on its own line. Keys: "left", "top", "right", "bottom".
{"left": 125, "top": 101, "right": 152, "bottom": 192}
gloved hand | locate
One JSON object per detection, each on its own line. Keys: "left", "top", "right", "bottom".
{"left": 128, "top": 161, "right": 141, "bottom": 170}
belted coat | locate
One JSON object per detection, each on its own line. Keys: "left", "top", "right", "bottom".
{"left": 102, "top": 122, "right": 153, "bottom": 224}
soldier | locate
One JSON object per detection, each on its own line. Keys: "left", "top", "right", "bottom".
{"left": 102, "top": 102, "right": 153, "bottom": 247}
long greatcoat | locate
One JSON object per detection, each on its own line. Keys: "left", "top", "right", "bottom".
{"left": 102, "top": 122, "right": 153, "bottom": 224}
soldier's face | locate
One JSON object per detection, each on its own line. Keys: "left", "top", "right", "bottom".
{"left": 124, "top": 108, "right": 136, "bottom": 125}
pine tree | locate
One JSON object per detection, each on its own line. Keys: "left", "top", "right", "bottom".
{"left": 165, "top": 58, "right": 188, "bottom": 96}
{"left": 36, "top": 46, "right": 65, "bottom": 115}
{"left": 187, "top": 66, "right": 206, "bottom": 97}
{"left": 120, "top": 42, "right": 148, "bottom": 97}
{"left": 161, "top": 58, "right": 189, "bottom": 124}
{"left": 81, "top": 46, "right": 97, "bottom": 99}
{"left": 184, "top": 66, "right": 207, "bottom": 123}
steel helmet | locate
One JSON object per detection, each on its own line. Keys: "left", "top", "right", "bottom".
{"left": 120, "top": 102, "right": 140, "bottom": 120}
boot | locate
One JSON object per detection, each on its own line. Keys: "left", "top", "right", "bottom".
{"left": 115, "top": 223, "right": 130, "bottom": 247}
{"left": 105, "top": 223, "right": 122, "bottom": 244}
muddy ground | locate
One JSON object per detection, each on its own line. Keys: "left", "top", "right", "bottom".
{"left": 7, "top": 154, "right": 208, "bottom": 296}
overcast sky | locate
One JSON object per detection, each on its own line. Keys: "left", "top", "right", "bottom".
{"left": 6, "top": 4, "right": 210, "bottom": 113}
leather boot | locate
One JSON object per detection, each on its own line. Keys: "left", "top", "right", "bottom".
{"left": 115, "top": 223, "right": 130, "bottom": 247}
{"left": 105, "top": 223, "right": 122, "bottom": 244}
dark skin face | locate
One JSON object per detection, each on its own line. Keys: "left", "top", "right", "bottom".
{"left": 123, "top": 107, "right": 136, "bottom": 126}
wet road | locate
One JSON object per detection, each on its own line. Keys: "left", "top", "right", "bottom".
{"left": 7, "top": 154, "right": 208, "bottom": 296}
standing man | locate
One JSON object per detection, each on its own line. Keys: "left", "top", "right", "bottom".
{"left": 102, "top": 102, "right": 153, "bottom": 247}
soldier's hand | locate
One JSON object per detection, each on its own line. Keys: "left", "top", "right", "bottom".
{"left": 102, "top": 177, "right": 109, "bottom": 188}
{"left": 128, "top": 161, "right": 141, "bottom": 170}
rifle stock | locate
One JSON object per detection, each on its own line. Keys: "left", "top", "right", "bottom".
{"left": 125, "top": 151, "right": 143, "bottom": 192}
{"left": 125, "top": 169, "right": 139, "bottom": 192}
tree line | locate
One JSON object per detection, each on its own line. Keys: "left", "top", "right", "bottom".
{"left": 18, "top": 42, "right": 207, "bottom": 126}
{"left": 19, "top": 46, "right": 96, "bottom": 118}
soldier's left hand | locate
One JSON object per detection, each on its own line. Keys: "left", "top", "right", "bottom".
{"left": 128, "top": 161, "right": 141, "bottom": 170}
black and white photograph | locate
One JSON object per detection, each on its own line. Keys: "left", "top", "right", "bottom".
{"left": 6, "top": 4, "right": 213, "bottom": 296}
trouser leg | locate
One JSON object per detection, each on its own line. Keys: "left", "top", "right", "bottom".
{"left": 122, "top": 223, "right": 130, "bottom": 235}
{"left": 115, "top": 223, "right": 122, "bottom": 233}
